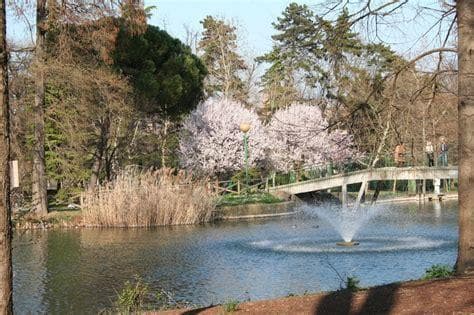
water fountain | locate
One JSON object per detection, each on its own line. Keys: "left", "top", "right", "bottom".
{"left": 303, "top": 203, "right": 382, "bottom": 247}
{"left": 336, "top": 241, "right": 360, "bottom": 246}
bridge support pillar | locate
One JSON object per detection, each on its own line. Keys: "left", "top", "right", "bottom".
{"left": 434, "top": 178, "right": 441, "bottom": 195}
{"left": 355, "top": 181, "right": 367, "bottom": 209}
{"left": 341, "top": 184, "right": 347, "bottom": 207}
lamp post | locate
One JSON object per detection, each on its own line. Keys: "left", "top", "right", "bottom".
{"left": 239, "top": 122, "right": 251, "bottom": 190}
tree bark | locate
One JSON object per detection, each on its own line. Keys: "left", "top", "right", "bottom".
{"left": 0, "top": 0, "right": 13, "bottom": 310}
{"left": 456, "top": 0, "right": 474, "bottom": 275}
{"left": 31, "top": 0, "right": 48, "bottom": 215}
{"left": 161, "top": 118, "right": 169, "bottom": 168}
{"left": 89, "top": 116, "right": 110, "bottom": 189}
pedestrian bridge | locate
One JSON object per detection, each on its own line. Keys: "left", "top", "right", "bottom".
{"left": 269, "top": 166, "right": 458, "bottom": 205}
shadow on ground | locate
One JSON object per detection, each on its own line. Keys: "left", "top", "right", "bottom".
{"left": 314, "top": 283, "right": 401, "bottom": 314}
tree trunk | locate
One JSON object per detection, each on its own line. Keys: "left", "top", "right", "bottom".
{"left": 161, "top": 118, "right": 169, "bottom": 168}
{"left": 89, "top": 116, "right": 110, "bottom": 189}
{"left": 31, "top": 0, "right": 48, "bottom": 216}
{"left": 456, "top": 0, "right": 474, "bottom": 275}
{"left": 89, "top": 154, "right": 102, "bottom": 189}
{"left": 0, "top": 0, "right": 13, "bottom": 310}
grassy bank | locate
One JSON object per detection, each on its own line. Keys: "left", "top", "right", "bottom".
{"left": 217, "top": 193, "right": 283, "bottom": 207}
{"left": 13, "top": 209, "right": 82, "bottom": 229}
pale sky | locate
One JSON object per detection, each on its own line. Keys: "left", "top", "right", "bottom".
{"left": 144, "top": 0, "right": 454, "bottom": 61}
{"left": 7, "top": 0, "right": 455, "bottom": 64}
{"left": 146, "top": 0, "right": 304, "bottom": 57}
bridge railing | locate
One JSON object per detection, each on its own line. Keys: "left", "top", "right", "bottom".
{"left": 211, "top": 177, "right": 269, "bottom": 195}
{"left": 212, "top": 154, "right": 403, "bottom": 195}
{"left": 268, "top": 157, "right": 375, "bottom": 188}
{"left": 266, "top": 152, "right": 420, "bottom": 188}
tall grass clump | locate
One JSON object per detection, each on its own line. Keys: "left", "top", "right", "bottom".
{"left": 422, "top": 264, "right": 454, "bottom": 280}
{"left": 114, "top": 276, "right": 186, "bottom": 312}
{"left": 82, "top": 168, "right": 216, "bottom": 227}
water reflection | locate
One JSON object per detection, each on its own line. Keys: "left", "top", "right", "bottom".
{"left": 13, "top": 201, "right": 458, "bottom": 313}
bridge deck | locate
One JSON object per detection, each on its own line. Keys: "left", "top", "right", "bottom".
{"left": 269, "top": 166, "right": 458, "bottom": 195}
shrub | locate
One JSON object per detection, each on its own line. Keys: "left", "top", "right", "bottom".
{"left": 82, "top": 168, "right": 216, "bottom": 227}
{"left": 116, "top": 277, "right": 149, "bottom": 313}
{"left": 223, "top": 300, "right": 239, "bottom": 312}
{"left": 422, "top": 264, "right": 454, "bottom": 280}
{"left": 115, "top": 277, "right": 183, "bottom": 312}
{"left": 231, "top": 168, "right": 262, "bottom": 186}
{"left": 346, "top": 276, "right": 360, "bottom": 292}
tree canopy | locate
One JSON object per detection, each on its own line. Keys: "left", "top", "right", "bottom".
{"left": 258, "top": 3, "right": 400, "bottom": 111}
{"left": 114, "top": 24, "right": 207, "bottom": 118}
{"left": 198, "top": 16, "right": 248, "bottom": 103}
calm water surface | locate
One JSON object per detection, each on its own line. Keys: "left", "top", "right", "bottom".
{"left": 13, "top": 201, "right": 458, "bottom": 314}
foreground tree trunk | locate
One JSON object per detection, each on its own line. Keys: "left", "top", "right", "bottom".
{"left": 31, "top": 0, "right": 48, "bottom": 215}
{"left": 456, "top": 0, "right": 474, "bottom": 275}
{"left": 0, "top": 0, "right": 13, "bottom": 310}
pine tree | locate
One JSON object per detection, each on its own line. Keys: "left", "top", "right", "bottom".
{"left": 259, "top": 3, "right": 398, "bottom": 112}
{"left": 198, "top": 16, "right": 248, "bottom": 103}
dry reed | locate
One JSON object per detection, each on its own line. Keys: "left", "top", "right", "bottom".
{"left": 81, "top": 168, "right": 216, "bottom": 227}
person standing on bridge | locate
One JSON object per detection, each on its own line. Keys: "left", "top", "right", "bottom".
{"left": 394, "top": 141, "right": 406, "bottom": 167}
{"left": 425, "top": 141, "right": 434, "bottom": 167}
{"left": 439, "top": 137, "right": 448, "bottom": 166}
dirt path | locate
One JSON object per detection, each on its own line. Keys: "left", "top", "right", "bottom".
{"left": 158, "top": 276, "right": 474, "bottom": 315}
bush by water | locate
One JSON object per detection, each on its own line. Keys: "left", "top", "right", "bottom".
{"left": 82, "top": 168, "right": 216, "bottom": 227}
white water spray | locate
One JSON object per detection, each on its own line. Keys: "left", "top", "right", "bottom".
{"left": 303, "top": 203, "right": 382, "bottom": 242}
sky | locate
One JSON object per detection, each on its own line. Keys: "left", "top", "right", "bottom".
{"left": 145, "top": 0, "right": 303, "bottom": 58}
{"left": 144, "top": 0, "right": 454, "bottom": 60}
{"left": 7, "top": 0, "right": 455, "bottom": 65}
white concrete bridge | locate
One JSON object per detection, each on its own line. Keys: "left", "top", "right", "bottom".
{"left": 269, "top": 166, "right": 458, "bottom": 206}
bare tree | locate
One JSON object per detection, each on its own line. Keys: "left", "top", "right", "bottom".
{"left": 0, "top": 0, "right": 12, "bottom": 311}
{"left": 184, "top": 24, "right": 199, "bottom": 54}
{"left": 31, "top": 0, "right": 48, "bottom": 215}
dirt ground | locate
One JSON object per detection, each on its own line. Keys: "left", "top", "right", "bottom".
{"left": 158, "top": 276, "right": 474, "bottom": 315}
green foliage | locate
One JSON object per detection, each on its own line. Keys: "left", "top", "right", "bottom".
{"left": 116, "top": 277, "right": 149, "bottom": 313}
{"left": 114, "top": 25, "right": 207, "bottom": 118}
{"left": 258, "top": 3, "right": 400, "bottom": 110}
{"left": 128, "top": 123, "right": 181, "bottom": 169}
{"left": 231, "top": 168, "right": 262, "bottom": 185}
{"left": 115, "top": 276, "right": 183, "bottom": 312}
{"left": 223, "top": 299, "right": 239, "bottom": 313}
{"left": 345, "top": 276, "right": 360, "bottom": 292}
{"left": 199, "top": 16, "right": 248, "bottom": 102}
{"left": 217, "top": 193, "right": 283, "bottom": 207}
{"left": 43, "top": 81, "right": 92, "bottom": 202}
{"left": 422, "top": 265, "right": 454, "bottom": 280}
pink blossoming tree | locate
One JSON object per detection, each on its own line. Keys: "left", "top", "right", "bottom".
{"left": 266, "top": 104, "right": 358, "bottom": 172}
{"left": 179, "top": 98, "right": 269, "bottom": 177}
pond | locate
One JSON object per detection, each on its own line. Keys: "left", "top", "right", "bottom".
{"left": 13, "top": 200, "right": 458, "bottom": 314}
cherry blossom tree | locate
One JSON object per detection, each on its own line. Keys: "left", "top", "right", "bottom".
{"left": 267, "top": 104, "right": 358, "bottom": 172}
{"left": 179, "top": 98, "right": 269, "bottom": 177}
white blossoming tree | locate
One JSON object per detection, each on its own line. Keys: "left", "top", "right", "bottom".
{"left": 179, "top": 98, "right": 269, "bottom": 177}
{"left": 267, "top": 104, "right": 359, "bottom": 172}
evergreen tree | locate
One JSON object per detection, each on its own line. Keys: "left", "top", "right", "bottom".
{"left": 198, "top": 16, "right": 248, "bottom": 103}
{"left": 114, "top": 25, "right": 207, "bottom": 118}
{"left": 259, "top": 3, "right": 398, "bottom": 112}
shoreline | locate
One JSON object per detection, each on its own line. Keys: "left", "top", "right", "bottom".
{"left": 12, "top": 192, "right": 459, "bottom": 230}
{"left": 157, "top": 275, "right": 474, "bottom": 315}
{"left": 373, "top": 192, "right": 458, "bottom": 205}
